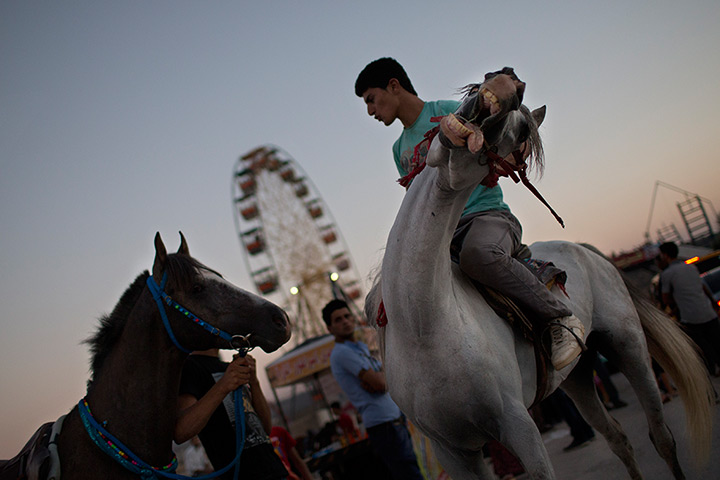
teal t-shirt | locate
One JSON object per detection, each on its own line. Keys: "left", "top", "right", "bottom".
{"left": 392, "top": 100, "right": 509, "bottom": 216}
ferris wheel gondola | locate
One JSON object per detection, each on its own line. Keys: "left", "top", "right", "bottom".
{"left": 231, "top": 145, "right": 364, "bottom": 344}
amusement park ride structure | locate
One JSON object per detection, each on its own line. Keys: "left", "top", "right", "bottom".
{"left": 645, "top": 180, "right": 717, "bottom": 247}
{"left": 231, "top": 145, "right": 365, "bottom": 345}
{"left": 613, "top": 181, "right": 718, "bottom": 271}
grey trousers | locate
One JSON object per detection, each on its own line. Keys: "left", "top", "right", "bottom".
{"left": 453, "top": 209, "right": 572, "bottom": 322}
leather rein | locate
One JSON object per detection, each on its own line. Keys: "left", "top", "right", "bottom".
{"left": 397, "top": 116, "right": 564, "bottom": 228}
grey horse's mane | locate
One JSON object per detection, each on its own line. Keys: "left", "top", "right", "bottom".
{"left": 85, "top": 270, "right": 149, "bottom": 384}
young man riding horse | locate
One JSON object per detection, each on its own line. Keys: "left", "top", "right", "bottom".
{"left": 355, "top": 57, "right": 584, "bottom": 370}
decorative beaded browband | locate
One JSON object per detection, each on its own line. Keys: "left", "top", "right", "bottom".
{"left": 146, "top": 272, "right": 254, "bottom": 355}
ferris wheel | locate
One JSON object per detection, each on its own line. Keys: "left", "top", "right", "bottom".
{"left": 231, "top": 145, "right": 365, "bottom": 344}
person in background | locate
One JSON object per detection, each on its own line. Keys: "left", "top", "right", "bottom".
{"left": 544, "top": 389, "right": 595, "bottom": 452}
{"left": 658, "top": 241, "right": 720, "bottom": 376}
{"left": 322, "top": 299, "right": 423, "bottom": 480}
{"left": 593, "top": 354, "right": 628, "bottom": 410}
{"left": 270, "top": 425, "right": 314, "bottom": 480}
{"left": 331, "top": 401, "right": 361, "bottom": 443}
{"left": 175, "top": 349, "right": 289, "bottom": 480}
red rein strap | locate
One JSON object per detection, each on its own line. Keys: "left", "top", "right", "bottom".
{"left": 397, "top": 117, "right": 444, "bottom": 188}
{"left": 397, "top": 115, "right": 564, "bottom": 222}
{"left": 486, "top": 150, "right": 565, "bottom": 228}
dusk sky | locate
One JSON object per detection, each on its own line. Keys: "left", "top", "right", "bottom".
{"left": 2, "top": 1, "right": 719, "bottom": 456}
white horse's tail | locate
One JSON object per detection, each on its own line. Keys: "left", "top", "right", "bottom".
{"left": 624, "top": 276, "right": 714, "bottom": 462}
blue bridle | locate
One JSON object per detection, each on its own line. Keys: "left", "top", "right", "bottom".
{"left": 77, "top": 270, "right": 253, "bottom": 479}
{"left": 146, "top": 272, "right": 254, "bottom": 355}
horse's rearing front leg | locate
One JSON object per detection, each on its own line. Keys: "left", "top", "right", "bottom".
{"left": 429, "top": 439, "right": 495, "bottom": 480}
{"left": 497, "top": 404, "right": 557, "bottom": 480}
{"left": 426, "top": 135, "right": 491, "bottom": 192}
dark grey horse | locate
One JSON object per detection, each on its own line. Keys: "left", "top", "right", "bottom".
{"left": 1, "top": 232, "right": 291, "bottom": 479}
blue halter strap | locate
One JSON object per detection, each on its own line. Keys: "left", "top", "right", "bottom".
{"left": 146, "top": 272, "right": 253, "bottom": 354}
{"left": 79, "top": 389, "right": 246, "bottom": 480}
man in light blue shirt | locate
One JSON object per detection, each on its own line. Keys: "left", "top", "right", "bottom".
{"left": 322, "top": 299, "right": 422, "bottom": 480}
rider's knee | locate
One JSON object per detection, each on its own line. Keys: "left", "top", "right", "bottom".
{"left": 459, "top": 242, "right": 510, "bottom": 278}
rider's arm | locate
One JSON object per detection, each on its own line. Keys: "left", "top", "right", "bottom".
{"left": 175, "top": 390, "right": 224, "bottom": 444}
{"left": 175, "top": 356, "right": 252, "bottom": 444}
{"left": 358, "top": 368, "right": 387, "bottom": 393}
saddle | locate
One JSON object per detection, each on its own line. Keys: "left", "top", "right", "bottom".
{"left": 0, "top": 416, "right": 63, "bottom": 480}
{"left": 472, "top": 256, "right": 568, "bottom": 407}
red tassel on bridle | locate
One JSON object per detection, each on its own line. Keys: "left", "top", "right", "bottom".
{"left": 485, "top": 149, "right": 564, "bottom": 228}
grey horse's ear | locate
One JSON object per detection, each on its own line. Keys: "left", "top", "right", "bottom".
{"left": 532, "top": 106, "right": 547, "bottom": 127}
{"left": 177, "top": 231, "right": 190, "bottom": 256}
{"left": 153, "top": 232, "right": 168, "bottom": 280}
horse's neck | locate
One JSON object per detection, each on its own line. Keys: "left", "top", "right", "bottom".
{"left": 382, "top": 165, "right": 472, "bottom": 333}
{"left": 86, "top": 293, "right": 185, "bottom": 463}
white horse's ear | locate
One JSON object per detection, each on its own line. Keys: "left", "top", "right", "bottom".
{"left": 177, "top": 231, "right": 190, "bottom": 256}
{"left": 153, "top": 232, "right": 167, "bottom": 280}
{"left": 532, "top": 106, "right": 547, "bottom": 127}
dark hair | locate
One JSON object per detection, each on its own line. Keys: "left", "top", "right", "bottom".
{"left": 659, "top": 242, "right": 679, "bottom": 259}
{"left": 330, "top": 401, "right": 341, "bottom": 409}
{"left": 322, "top": 299, "right": 349, "bottom": 327}
{"left": 355, "top": 57, "right": 417, "bottom": 97}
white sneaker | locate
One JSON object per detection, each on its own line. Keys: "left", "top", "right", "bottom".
{"left": 549, "top": 315, "right": 585, "bottom": 370}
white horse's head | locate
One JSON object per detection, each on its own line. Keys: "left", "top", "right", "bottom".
{"left": 427, "top": 67, "right": 546, "bottom": 192}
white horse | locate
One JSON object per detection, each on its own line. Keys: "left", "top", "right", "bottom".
{"left": 367, "top": 70, "right": 714, "bottom": 480}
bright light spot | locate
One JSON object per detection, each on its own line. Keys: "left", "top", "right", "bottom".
{"left": 290, "top": 286, "right": 299, "bottom": 295}
{"left": 685, "top": 256, "right": 699, "bottom": 264}
{"left": 330, "top": 272, "right": 339, "bottom": 282}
